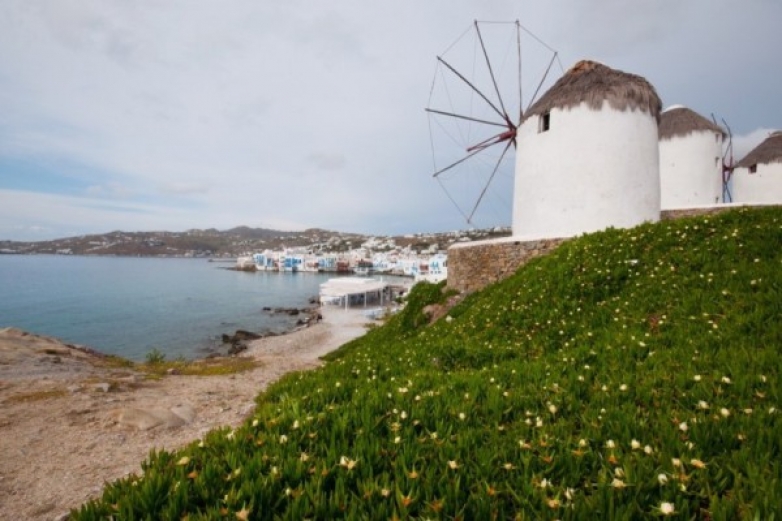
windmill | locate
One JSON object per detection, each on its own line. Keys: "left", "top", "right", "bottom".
{"left": 426, "top": 20, "right": 563, "bottom": 228}
{"left": 712, "top": 114, "right": 735, "bottom": 203}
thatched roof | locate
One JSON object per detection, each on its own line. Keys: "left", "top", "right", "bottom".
{"left": 736, "top": 131, "right": 782, "bottom": 168}
{"left": 659, "top": 105, "right": 726, "bottom": 141}
{"left": 524, "top": 60, "right": 662, "bottom": 122}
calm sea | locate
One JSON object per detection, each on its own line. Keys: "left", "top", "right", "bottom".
{"left": 0, "top": 255, "right": 347, "bottom": 361}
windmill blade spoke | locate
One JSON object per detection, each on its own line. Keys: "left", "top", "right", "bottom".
{"left": 436, "top": 177, "right": 471, "bottom": 223}
{"left": 428, "top": 20, "right": 561, "bottom": 226}
{"left": 475, "top": 21, "right": 512, "bottom": 127}
{"left": 468, "top": 139, "right": 513, "bottom": 223}
{"left": 425, "top": 108, "right": 508, "bottom": 128}
{"left": 517, "top": 20, "right": 523, "bottom": 125}
{"left": 432, "top": 148, "right": 484, "bottom": 178}
{"left": 525, "top": 51, "right": 559, "bottom": 115}
{"left": 466, "top": 128, "right": 517, "bottom": 152}
{"left": 437, "top": 56, "right": 507, "bottom": 122}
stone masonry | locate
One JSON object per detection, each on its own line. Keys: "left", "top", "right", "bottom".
{"left": 447, "top": 236, "right": 565, "bottom": 294}
{"left": 447, "top": 204, "right": 779, "bottom": 295}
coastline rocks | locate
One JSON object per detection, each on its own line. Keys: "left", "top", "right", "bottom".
{"left": 222, "top": 330, "right": 262, "bottom": 355}
{"left": 221, "top": 330, "right": 262, "bottom": 344}
{"left": 110, "top": 403, "right": 196, "bottom": 430}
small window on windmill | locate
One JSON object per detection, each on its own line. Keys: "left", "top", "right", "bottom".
{"left": 539, "top": 111, "right": 551, "bottom": 133}
{"left": 749, "top": 164, "right": 758, "bottom": 174}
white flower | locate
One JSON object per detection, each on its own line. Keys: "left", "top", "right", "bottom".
{"left": 721, "top": 376, "right": 732, "bottom": 384}
{"left": 447, "top": 460, "right": 459, "bottom": 470}
{"left": 548, "top": 404, "right": 558, "bottom": 415}
{"left": 539, "top": 478, "right": 550, "bottom": 489}
{"left": 292, "top": 420, "right": 300, "bottom": 430}
{"left": 458, "top": 412, "right": 466, "bottom": 421}
{"left": 691, "top": 458, "right": 707, "bottom": 469}
{"left": 698, "top": 400, "right": 709, "bottom": 410}
{"left": 339, "top": 456, "right": 358, "bottom": 470}
{"left": 620, "top": 384, "right": 628, "bottom": 392}
{"left": 279, "top": 434, "right": 288, "bottom": 444}
{"left": 693, "top": 374, "right": 702, "bottom": 382}
{"left": 394, "top": 436, "right": 401, "bottom": 444}
{"left": 605, "top": 440, "right": 616, "bottom": 449}
{"left": 720, "top": 408, "right": 730, "bottom": 417}
{"left": 658, "top": 473, "right": 668, "bottom": 485}
{"left": 644, "top": 445, "right": 654, "bottom": 455}
{"left": 660, "top": 501, "right": 675, "bottom": 515}
{"left": 679, "top": 422, "right": 688, "bottom": 432}
{"left": 611, "top": 478, "right": 626, "bottom": 489}
{"left": 614, "top": 467, "right": 625, "bottom": 478}
{"left": 400, "top": 411, "right": 408, "bottom": 420}
{"left": 578, "top": 439, "right": 588, "bottom": 448}
{"left": 631, "top": 439, "right": 641, "bottom": 450}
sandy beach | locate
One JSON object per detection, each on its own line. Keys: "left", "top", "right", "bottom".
{"left": 0, "top": 305, "right": 374, "bottom": 521}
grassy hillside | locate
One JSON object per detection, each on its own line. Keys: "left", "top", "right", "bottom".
{"left": 74, "top": 207, "right": 781, "bottom": 520}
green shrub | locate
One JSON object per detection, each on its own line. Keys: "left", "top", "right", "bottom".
{"left": 144, "top": 348, "right": 166, "bottom": 365}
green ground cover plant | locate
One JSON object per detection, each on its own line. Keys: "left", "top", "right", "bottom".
{"left": 74, "top": 207, "right": 781, "bottom": 520}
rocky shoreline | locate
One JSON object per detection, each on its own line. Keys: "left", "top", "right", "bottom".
{"left": 218, "top": 305, "right": 322, "bottom": 356}
{"left": 0, "top": 306, "right": 373, "bottom": 520}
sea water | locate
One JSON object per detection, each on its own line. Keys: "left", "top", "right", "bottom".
{"left": 0, "top": 255, "right": 346, "bottom": 361}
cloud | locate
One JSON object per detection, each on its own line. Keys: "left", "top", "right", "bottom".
{"left": 85, "top": 182, "right": 138, "bottom": 199}
{"left": 731, "top": 128, "right": 777, "bottom": 163}
{"left": 0, "top": 1, "right": 780, "bottom": 241}
{"left": 307, "top": 152, "right": 347, "bottom": 171}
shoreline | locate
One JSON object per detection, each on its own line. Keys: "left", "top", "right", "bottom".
{"left": 0, "top": 305, "right": 375, "bottom": 520}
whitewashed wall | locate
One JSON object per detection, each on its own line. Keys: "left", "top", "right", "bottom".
{"left": 512, "top": 102, "right": 660, "bottom": 240}
{"left": 659, "top": 131, "right": 724, "bottom": 208}
{"left": 732, "top": 163, "right": 782, "bottom": 203}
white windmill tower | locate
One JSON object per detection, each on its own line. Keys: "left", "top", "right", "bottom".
{"left": 658, "top": 105, "right": 727, "bottom": 208}
{"left": 512, "top": 60, "right": 663, "bottom": 240}
{"left": 732, "top": 131, "right": 782, "bottom": 203}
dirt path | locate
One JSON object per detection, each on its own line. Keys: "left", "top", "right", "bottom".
{"left": 0, "top": 306, "right": 372, "bottom": 521}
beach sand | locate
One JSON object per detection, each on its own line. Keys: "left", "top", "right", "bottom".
{"left": 0, "top": 305, "right": 373, "bottom": 521}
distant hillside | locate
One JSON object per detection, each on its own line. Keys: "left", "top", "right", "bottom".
{"left": 75, "top": 206, "right": 781, "bottom": 518}
{"left": 0, "top": 226, "right": 510, "bottom": 257}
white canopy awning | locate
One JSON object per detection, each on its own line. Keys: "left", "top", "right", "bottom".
{"left": 319, "top": 277, "right": 389, "bottom": 309}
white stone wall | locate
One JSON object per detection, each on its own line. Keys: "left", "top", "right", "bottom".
{"left": 660, "top": 131, "right": 724, "bottom": 208}
{"left": 512, "top": 102, "right": 660, "bottom": 240}
{"left": 732, "top": 162, "right": 782, "bottom": 203}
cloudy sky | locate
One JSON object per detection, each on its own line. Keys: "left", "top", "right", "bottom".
{"left": 1, "top": 1, "right": 780, "bottom": 241}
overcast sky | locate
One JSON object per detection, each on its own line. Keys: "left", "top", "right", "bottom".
{"left": 1, "top": 1, "right": 780, "bottom": 241}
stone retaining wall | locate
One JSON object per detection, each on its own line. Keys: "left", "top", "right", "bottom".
{"left": 447, "top": 237, "right": 565, "bottom": 294}
{"left": 447, "top": 204, "right": 778, "bottom": 294}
